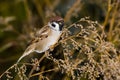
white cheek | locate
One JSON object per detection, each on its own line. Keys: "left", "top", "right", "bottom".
{"left": 53, "top": 22, "right": 59, "bottom": 31}
{"left": 48, "top": 22, "right": 59, "bottom": 31}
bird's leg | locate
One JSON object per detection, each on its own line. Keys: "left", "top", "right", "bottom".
{"left": 49, "top": 43, "right": 57, "bottom": 51}
{"left": 49, "top": 46, "right": 53, "bottom": 51}
{"left": 45, "top": 50, "right": 51, "bottom": 59}
{"left": 45, "top": 50, "right": 50, "bottom": 56}
{"left": 45, "top": 50, "right": 54, "bottom": 60}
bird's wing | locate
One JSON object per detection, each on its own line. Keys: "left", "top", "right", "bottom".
{"left": 30, "top": 25, "right": 50, "bottom": 44}
{"left": 17, "top": 25, "right": 50, "bottom": 63}
{"left": 36, "top": 25, "right": 50, "bottom": 37}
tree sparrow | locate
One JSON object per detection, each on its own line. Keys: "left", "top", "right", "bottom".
{"left": 17, "top": 16, "right": 64, "bottom": 63}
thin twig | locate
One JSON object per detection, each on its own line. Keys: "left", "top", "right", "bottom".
{"left": 30, "top": 68, "right": 58, "bottom": 77}
{"left": 28, "top": 53, "right": 46, "bottom": 78}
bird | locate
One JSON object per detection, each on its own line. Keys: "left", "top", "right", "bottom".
{"left": 17, "top": 16, "right": 64, "bottom": 63}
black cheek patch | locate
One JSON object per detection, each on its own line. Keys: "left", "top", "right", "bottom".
{"left": 59, "top": 23, "right": 64, "bottom": 31}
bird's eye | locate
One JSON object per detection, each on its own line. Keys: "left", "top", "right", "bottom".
{"left": 51, "top": 23, "right": 56, "bottom": 27}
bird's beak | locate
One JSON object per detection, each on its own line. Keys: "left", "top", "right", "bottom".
{"left": 59, "top": 22, "right": 64, "bottom": 31}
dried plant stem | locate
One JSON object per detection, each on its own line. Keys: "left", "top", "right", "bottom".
{"left": 44, "top": 0, "right": 52, "bottom": 9}
{"left": 108, "top": 1, "right": 119, "bottom": 41}
{"left": 64, "top": 0, "right": 82, "bottom": 23}
{"left": 70, "top": 39, "right": 81, "bottom": 47}
{"left": 60, "top": 35, "right": 77, "bottom": 43}
{"left": 28, "top": 53, "right": 47, "bottom": 78}
{"left": 51, "top": 0, "right": 60, "bottom": 10}
{"left": 0, "top": 63, "right": 33, "bottom": 78}
{"left": 33, "top": 0, "right": 45, "bottom": 24}
{"left": 30, "top": 68, "right": 58, "bottom": 78}
{"left": 103, "top": 0, "right": 112, "bottom": 29}
{"left": 0, "top": 64, "right": 16, "bottom": 78}
{"left": 23, "top": 0, "right": 33, "bottom": 28}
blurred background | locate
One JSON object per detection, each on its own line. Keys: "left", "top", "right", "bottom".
{"left": 0, "top": 0, "right": 120, "bottom": 79}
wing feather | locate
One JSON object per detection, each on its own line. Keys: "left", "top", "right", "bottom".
{"left": 17, "top": 25, "right": 50, "bottom": 63}
{"left": 29, "top": 25, "right": 50, "bottom": 45}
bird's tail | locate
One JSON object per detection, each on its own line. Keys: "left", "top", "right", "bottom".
{"left": 17, "top": 54, "right": 25, "bottom": 63}
{"left": 16, "top": 48, "right": 34, "bottom": 63}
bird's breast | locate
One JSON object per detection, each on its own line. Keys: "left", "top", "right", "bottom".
{"left": 47, "top": 29, "right": 61, "bottom": 46}
{"left": 36, "top": 30, "right": 61, "bottom": 53}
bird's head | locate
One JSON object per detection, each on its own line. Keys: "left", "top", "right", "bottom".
{"left": 48, "top": 16, "right": 64, "bottom": 31}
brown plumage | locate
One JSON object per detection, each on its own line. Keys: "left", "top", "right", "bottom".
{"left": 17, "top": 16, "right": 64, "bottom": 63}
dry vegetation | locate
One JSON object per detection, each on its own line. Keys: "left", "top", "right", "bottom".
{"left": 0, "top": 0, "right": 120, "bottom": 80}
